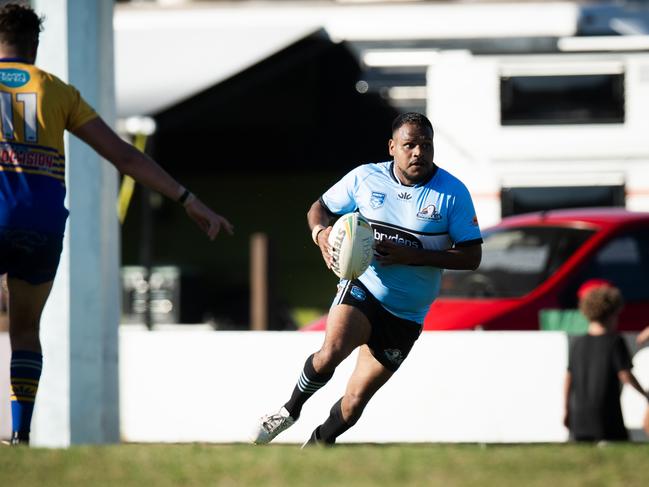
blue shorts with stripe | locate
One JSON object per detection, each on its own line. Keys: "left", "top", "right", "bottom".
{"left": 0, "top": 227, "right": 63, "bottom": 284}
{"left": 333, "top": 279, "right": 423, "bottom": 372}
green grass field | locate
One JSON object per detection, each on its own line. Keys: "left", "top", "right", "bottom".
{"left": 2, "top": 443, "right": 648, "bottom": 487}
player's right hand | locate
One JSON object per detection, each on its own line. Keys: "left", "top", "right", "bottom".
{"left": 375, "top": 239, "right": 420, "bottom": 266}
{"left": 184, "top": 197, "right": 234, "bottom": 240}
{"left": 316, "top": 226, "right": 333, "bottom": 269}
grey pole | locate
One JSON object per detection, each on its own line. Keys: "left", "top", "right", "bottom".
{"left": 31, "top": 0, "right": 120, "bottom": 446}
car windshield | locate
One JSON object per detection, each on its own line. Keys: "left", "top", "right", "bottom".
{"left": 440, "top": 225, "right": 595, "bottom": 298}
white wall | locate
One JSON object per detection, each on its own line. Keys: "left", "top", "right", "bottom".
{"left": 3, "top": 330, "right": 647, "bottom": 444}
{"left": 114, "top": 1, "right": 579, "bottom": 117}
{"left": 117, "top": 329, "right": 649, "bottom": 444}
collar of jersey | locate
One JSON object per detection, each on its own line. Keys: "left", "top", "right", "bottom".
{"left": 389, "top": 161, "right": 437, "bottom": 188}
{"left": 0, "top": 57, "right": 29, "bottom": 63}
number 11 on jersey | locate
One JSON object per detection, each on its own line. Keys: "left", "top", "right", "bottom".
{"left": 0, "top": 91, "right": 38, "bottom": 143}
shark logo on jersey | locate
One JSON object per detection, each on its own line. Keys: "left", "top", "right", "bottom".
{"left": 416, "top": 204, "right": 442, "bottom": 221}
{"left": 384, "top": 349, "right": 404, "bottom": 366}
{"left": 370, "top": 191, "right": 386, "bottom": 209}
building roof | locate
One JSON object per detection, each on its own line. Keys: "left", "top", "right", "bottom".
{"left": 114, "top": 1, "right": 580, "bottom": 117}
{"left": 114, "top": 6, "right": 322, "bottom": 117}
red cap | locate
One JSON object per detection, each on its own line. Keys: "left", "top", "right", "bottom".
{"left": 577, "top": 278, "right": 614, "bottom": 300}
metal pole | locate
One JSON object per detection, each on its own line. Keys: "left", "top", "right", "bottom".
{"left": 250, "top": 233, "right": 269, "bottom": 331}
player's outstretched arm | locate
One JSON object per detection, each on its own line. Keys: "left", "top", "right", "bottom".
{"left": 72, "top": 117, "right": 233, "bottom": 240}
{"left": 636, "top": 326, "right": 649, "bottom": 346}
{"left": 182, "top": 195, "right": 234, "bottom": 240}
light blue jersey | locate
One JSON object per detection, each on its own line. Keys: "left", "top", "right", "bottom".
{"left": 321, "top": 161, "right": 482, "bottom": 324}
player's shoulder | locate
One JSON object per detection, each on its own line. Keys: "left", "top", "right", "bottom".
{"left": 28, "top": 65, "right": 79, "bottom": 94}
{"left": 15, "top": 64, "right": 57, "bottom": 84}
{"left": 354, "top": 160, "right": 392, "bottom": 179}
{"left": 429, "top": 165, "right": 470, "bottom": 193}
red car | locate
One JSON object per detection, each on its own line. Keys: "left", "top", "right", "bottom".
{"left": 304, "top": 208, "right": 649, "bottom": 332}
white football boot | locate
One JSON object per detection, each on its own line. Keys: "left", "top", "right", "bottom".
{"left": 251, "top": 407, "right": 296, "bottom": 444}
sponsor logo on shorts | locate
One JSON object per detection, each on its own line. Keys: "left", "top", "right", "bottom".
{"left": 416, "top": 204, "right": 442, "bottom": 221}
{"left": 370, "top": 191, "right": 386, "bottom": 209}
{"left": 384, "top": 348, "right": 404, "bottom": 366}
{"left": 0, "top": 68, "right": 30, "bottom": 88}
{"left": 350, "top": 285, "right": 366, "bottom": 301}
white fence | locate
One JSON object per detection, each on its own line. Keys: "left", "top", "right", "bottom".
{"left": 2, "top": 329, "right": 648, "bottom": 444}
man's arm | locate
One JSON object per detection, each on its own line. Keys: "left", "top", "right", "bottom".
{"left": 636, "top": 326, "right": 649, "bottom": 346}
{"left": 563, "top": 371, "right": 572, "bottom": 429}
{"left": 618, "top": 369, "right": 649, "bottom": 402}
{"left": 307, "top": 199, "right": 335, "bottom": 268}
{"left": 72, "top": 117, "right": 233, "bottom": 240}
{"left": 374, "top": 239, "right": 482, "bottom": 271}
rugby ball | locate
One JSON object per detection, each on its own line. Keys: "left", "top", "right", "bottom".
{"left": 328, "top": 213, "right": 374, "bottom": 280}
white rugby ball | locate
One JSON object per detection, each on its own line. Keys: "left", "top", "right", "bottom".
{"left": 328, "top": 212, "right": 374, "bottom": 280}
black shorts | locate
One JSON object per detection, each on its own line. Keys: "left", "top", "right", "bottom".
{"left": 0, "top": 227, "right": 63, "bottom": 284}
{"left": 333, "top": 279, "right": 423, "bottom": 372}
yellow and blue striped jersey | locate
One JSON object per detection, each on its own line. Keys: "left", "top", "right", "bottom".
{"left": 0, "top": 59, "right": 97, "bottom": 234}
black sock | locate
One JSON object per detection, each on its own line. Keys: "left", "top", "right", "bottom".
{"left": 283, "top": 354, "right": 333, "bottom": 419}
{"left": 305, "top": 426, "right": 322, "bottom": 445}
{"left": 317, "top": 398, "right": 352, "bottom": 444}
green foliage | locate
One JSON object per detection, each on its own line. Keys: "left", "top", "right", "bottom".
{"left": 1, "top": 443, "right": 648, "bottom": 487}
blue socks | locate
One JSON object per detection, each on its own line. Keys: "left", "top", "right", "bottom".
{"left": 10, "top": 350, "right": 43, "bottom": 440}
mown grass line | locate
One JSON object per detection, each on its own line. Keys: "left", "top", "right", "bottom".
{"left": 1, "top": 443, "right": 648, "bottom": 487}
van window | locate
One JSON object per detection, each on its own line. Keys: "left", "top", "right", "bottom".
{"left": 440, "top": 226, "right": 595, "bottom": 298}
{"left": 561, "top": 229, "right": 649, "bottom": 304}
{"left": 501, "top": 186, "right": 625, "bottom": 218}
{"left": 500, "top": 74, "right": 625, "bottom": 125}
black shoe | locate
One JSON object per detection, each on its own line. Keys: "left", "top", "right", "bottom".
{"left": 301, "top": 427, "right": 333, "bottom": 449}
{"left": 10, "top": 431, "right": 29, "bottom": 446}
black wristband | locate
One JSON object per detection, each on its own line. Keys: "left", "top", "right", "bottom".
{"left": 178, "top": 189, "right": 191, "bottom": 204}
{"left": 315, "top": 227, "right": 325, "bottom": 245}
